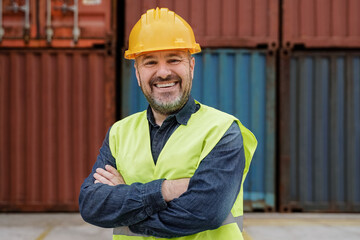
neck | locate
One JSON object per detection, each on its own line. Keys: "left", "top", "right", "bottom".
{"left": 152, "top": 109, "right": 168, "bottom": 126}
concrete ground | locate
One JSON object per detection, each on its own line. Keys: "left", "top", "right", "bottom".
{"left": 0, "top": 213, "right": 359, "bottom": 240}
{"left": 243, "top": 213, "right": 360, "bottom": 240}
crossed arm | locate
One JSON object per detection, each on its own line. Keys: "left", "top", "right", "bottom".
{"left": 94, "top": 165, "right": 190, "bottom": 203}
{"left": 79, "top": 122, "right": 245, "bottom": 238}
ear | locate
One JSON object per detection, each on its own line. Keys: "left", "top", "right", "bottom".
{"left": 134, "top": 61, "right": 141, "bottom": 86}
{"left": 190, "top": 57, "right": 195, "bottom": 79}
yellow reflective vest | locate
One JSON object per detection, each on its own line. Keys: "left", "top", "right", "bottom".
{"left": 109, "top": 102, "right": 257, "bottom": 240}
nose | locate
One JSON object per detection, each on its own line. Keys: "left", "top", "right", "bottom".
{"left": 156, "top": 61, "right": 172, "bottom": 79}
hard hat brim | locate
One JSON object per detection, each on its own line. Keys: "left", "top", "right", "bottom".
{"left": 124, "top": 44, "right": 201, "bottom": 60}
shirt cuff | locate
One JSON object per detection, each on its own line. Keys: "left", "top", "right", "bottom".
{"left": 142, "top": 179, "right": 167, "bottom": 216}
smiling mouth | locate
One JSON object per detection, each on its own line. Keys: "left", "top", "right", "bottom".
{"left": 155, "top": 82, "right": 177, "bottom": 88}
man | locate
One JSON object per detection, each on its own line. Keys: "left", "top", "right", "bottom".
{"left": 79, "top": 7, "right": 257, "bottom": 240}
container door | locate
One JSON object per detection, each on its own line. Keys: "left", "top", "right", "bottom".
{"left": 38, "top": 0, "right": 112, "bottom": 47}
{"left": 0, "top": 0, "right": 112, "bottom": 47}
{"left": 279, "top": 50, "right": 360, "bottom": 212}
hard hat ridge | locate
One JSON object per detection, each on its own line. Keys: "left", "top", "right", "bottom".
{"left": 124, "top": 7, "right": 201, "bottom": 59}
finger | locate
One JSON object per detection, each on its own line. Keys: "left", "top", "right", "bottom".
{"left": 105, "top": 165, "right": 120, "bottom": 177}
{"left": 105, "top": 165, "right": 126, "bottom": 184}
{"left": 104, "top": 165, "right": 125, "bottom": 185}
{"left": 94, "top": 172, "right": 114, "bottom": 186}
{"left": 96, "top": 167, "right": 116, "bottom": 181}
{"left": 94, "top": 180, "right": 100, "bottom": 184}
{"left": 96, "top": 167, "right": 124, "bottom": 185}
{"left": 93, "top": 172, "right": 114, "bottom": 186}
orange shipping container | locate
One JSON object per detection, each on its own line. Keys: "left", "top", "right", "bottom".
{"left": 0, "top": 49, "right": 115, "bottom": 211}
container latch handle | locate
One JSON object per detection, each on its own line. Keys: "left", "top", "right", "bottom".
{"left": 5, "top": 0, "right": 30, "bottom": 43}
{"left": 46, "top": 0, "right": 53, "bottom": 43}
{"left": 0, "top": 0, "right": 4, "bottom": 42}
{"left": 54, "top": 0, "right": 80, "bottom": 44}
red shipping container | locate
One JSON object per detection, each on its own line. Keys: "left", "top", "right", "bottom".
{"left": 283, "top": 0, "right": 360, "bottom": 48}
{"left": 0, "top": 49, "right": 115, "bottom": 211}
{"left": 124, "top": 0, "right": 279, "bottom": 49}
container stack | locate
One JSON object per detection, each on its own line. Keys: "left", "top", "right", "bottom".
{"left": 0, "top": 0, "right": 116, "bottom": 211}
{"left": 1, "top": 0, "right": 359, "bottom": 213}
{"left": 279, "top": 0, "right": 360, "bottom": 212}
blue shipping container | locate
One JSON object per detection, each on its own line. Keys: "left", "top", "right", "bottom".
{"left": 280, "top": 51, "right": 360, "bottom": 212}
{"left": 121, "top": 49, "right": 276, "bottom": 211}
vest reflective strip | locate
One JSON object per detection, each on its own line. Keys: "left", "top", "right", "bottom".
{"left": 223, "top": 214, "right": 243, "bottom": 232}
{"left": 113, "top": 226, "right": 147, "bottom": 237}
{"left": 113, "top": 213, "right": 243, "bottom": 236}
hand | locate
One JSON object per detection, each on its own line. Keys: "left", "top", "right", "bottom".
{"left": 161, "top": 178, "right": 190, "bottom": 202}
{"left": 93, "top": 165, "right": 126, "bottom": 186}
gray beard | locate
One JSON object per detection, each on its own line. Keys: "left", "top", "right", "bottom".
{"left": 144, "top": 91, "right": 189, "bottom": 115}
{"left": 137, "top": 65, "right": 193, "bottom": 115}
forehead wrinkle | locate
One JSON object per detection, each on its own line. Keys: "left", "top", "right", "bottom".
{"left": 138, "top": 54, "right": 156, "bottom": 62}
{"left": 164, "top": 50, "right": 189, "bottom": 57}
{"left": 165, "top": 53, "right": 185, "bottom": 59}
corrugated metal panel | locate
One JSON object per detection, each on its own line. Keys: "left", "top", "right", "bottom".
{"left": 125, "top": 0, "right": 279, "bottom": 49}
{"left": 121, "top": 49, "right": 276, "bottom": 211}
{"left": 279, "top": 51, "right": 360, "bottom": 212}
{"left": 283, "top": 0, "right": 360, "bottom": 48}
{"left": 0, "top": 49, "right": 115, "bottom": 211}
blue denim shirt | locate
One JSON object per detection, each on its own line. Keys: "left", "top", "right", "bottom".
{"left": 79, "top": 96, "right": 245, "bottom": 238}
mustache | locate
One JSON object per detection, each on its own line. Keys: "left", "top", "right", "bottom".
{"left": 150, "top": 74, "right": 182, "bottom": 85}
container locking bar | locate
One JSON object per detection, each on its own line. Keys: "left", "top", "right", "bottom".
{"left": 0, "top": 0, "right": 4, "bottom": 42}
{"left": 5, "top": 0, "right": 30, "bottom": 43}
{"left": 46, "top": 0, "right": 53, "bottom": 43}
{"left": 54, "top": 0, "right": 80, "bottom": 44}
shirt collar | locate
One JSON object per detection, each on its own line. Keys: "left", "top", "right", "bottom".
{"left": 147, "top": 95, "right": 197, "bottom": 127}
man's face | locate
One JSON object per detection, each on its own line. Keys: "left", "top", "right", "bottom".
{"left": 135, "top": 50, "right": 195, "bottom": 115}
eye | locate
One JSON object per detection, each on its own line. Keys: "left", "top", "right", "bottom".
{"left": 168, "top": 58, "right": 181, "bottom": 64}
{"left": 143, "top": 60, "right": 157, "bottom": 67}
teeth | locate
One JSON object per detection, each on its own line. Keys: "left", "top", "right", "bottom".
{"left": 156, "top": 82, "right": 176, "bottom": 88}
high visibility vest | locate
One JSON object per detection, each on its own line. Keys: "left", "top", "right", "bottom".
{"left": 109, "top": 102, "right": 257, "bottom": 240}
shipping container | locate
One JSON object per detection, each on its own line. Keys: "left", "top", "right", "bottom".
{"left": 0, "top": 0, "right": 113, "bottom": 47}
{"left": 121, "top": 49, "right": 276, "bottom": 211}
{"left": 283, "top": 0, "right": 360, "bottom": 48}
{"left": 279, "top": 51, "right": 360, "bottom": 212}
{"left": 125, "top": 0, "right": 279, "bottom": 49}
{"left": 0, "top": 49, "right": 115, "bottom": 211}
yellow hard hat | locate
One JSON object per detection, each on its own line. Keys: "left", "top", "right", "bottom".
{"left": 124, "top": 8, "right": 201, "bottom": 59}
